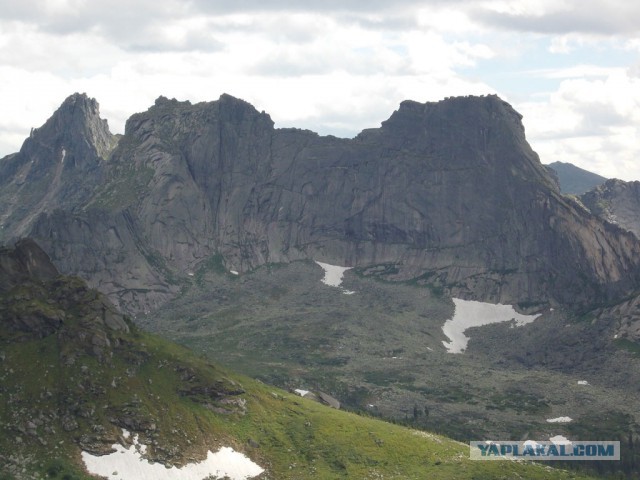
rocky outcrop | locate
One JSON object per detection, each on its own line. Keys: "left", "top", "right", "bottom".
{"left": 2, "top": 93, "right": 640, "bottom": 313}
{"left": 0, "top": 239, "right": 129, "bottom": 341}
{"left": 580, "top": 178, "right": 640, "bottom": 238}
{"left": 0, "top": 238, "right": 253, "bottom": 472}
{"left": 0, "top": 238, "right": 58, "bottom": 293}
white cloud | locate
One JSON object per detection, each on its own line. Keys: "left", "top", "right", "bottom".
{"left": 520, "top": 69, "right": 640, "bottom": 180}
{"left": 474, "top": 0, "right": 640, "bottom": 35}
{"left": 0, "top": 0, "right": 638, "bottom": 183}
{"left": 0, "top": 7, "right": 496, "bottom": 146}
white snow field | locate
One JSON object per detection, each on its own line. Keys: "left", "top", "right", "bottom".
{"left": 442, "top": 298, "right": 541, "bottom": 353}
{"left": 315, "top": 261, "right": 355, "bottom": 294}
{"left": 82, "top": 430, "right": 264, "bottom": 480}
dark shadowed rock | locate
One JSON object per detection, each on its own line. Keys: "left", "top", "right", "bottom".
{"left": 0, "top": 238, "right": 58, "bottom": 293}
{"left": 0, "top": 238, "right": 129, "bottom": 340}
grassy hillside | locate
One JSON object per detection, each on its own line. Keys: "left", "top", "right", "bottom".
{"left": 1, "top": 328, "right": 594, "bottom": 480}
{"left": 0, "top": 273, "right": 593, "bottom": 479}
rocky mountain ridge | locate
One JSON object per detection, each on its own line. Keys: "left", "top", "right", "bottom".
{"left": 2, "top": 93, "right": 640, "bottom": 314}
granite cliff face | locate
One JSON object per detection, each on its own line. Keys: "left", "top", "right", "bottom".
{"left": 2, "top": 93, "right": 640, "bottom": 313}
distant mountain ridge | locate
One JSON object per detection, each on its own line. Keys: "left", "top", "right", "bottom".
{"left": 547, "top": 161, "right": 607, "bottom": 195}
{"left": 1, "top": 93, "right": 639, "bottom": 314}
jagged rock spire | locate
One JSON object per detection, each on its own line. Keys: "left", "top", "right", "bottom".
{"left": 26, "top": 92, "right": 116, "bottom": 164}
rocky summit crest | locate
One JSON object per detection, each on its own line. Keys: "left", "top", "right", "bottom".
{"left": 0, "top": 93, "right": 118, "bottom": 242}
{"left": 581, "top": 178, "right": 640, "bottom": 238}
{"left": 26, "top": 92, "right": 116, "bottom": 164}
{"left": 2, "top": 93, "right": 640, "bottom": 314}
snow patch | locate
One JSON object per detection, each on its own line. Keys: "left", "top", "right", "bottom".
{"left": 550, "top": 435, "right": 571, "bottom": 445}
{"left": 294, "top": 389, "right": 310, "bottom": 397}
{"left": 82, "top": 430, "right": 263, "bottom": 480}
{"left": 547, "top": 417, "right": 573, "bottom": 423}
{"left": 315, "top": 261, "right": 350, "bottom": 287}
{"left": 230, "top": 270, "right": 239, "bottom": 275}
{"left": 577, "top": 380, "right": 589, "bottom": 385}
{"left": 315, "top": 261, "right": 355, "bottom": 295}
{"left": 61, "top": 147, "right": 66, "bottom": 163}
{"left": 441, "top": 298, "right": 541, "bottom": 354}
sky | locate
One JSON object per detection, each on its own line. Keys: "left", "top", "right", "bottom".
{"left": 0, "top": 0, "right": 639, "bottom": 180}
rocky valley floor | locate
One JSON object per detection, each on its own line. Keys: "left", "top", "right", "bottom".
{"left": 140, "top": 258, "right": 640, "bottom": 477}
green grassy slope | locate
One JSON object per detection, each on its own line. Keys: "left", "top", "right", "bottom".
{"left": 0, "top": 328, "right": 593, "bottom": 480}
{"left": 0, "top": 273, "right": 593, "bottom": 479}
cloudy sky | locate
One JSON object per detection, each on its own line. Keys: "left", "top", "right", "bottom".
{"left": 1, "top": 0, "right": 639, "bottom": 179}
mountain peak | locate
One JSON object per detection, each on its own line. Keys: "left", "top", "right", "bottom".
{"left": 153, "top": 95, "right": 190, "bottom": 108}
{"left": 0, "top": 95, "right": 118, "bottom": 241}
{"left": 388, "top": 94, "right": 523, "bottom": 129}
{"left": 59, "top": 92, "right": 100, "bottom": 114}
{"left": 23, "top": 92, "right": 116, "bottom": 165}
{"left": 215, "top": 93, "right": 272, "bottom": 123}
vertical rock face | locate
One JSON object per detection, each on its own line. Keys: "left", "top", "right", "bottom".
{"left": 580, "top": 179, "right": 640, "bottom": 238}
{"left": 2, "top": 93, "right": 640, "bottom": 313}
{"left": 0, "top": 93, "right": 117, "bottom": 241}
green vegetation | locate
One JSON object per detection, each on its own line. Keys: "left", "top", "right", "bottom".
{"left": 141, "top": 259, "right": 640, "bottom": 479}
{"left": 195, "top": 254, "right": 230, "bottom": 287}
{"left": 486, "top": 390, "right": 552, "bottom": 415}
{"left": 1, "top": 272, "right": 595, "bottom": 479}
{"left": 614, "top": 338, "right": 640, "bottom": 356}
{"left": 0, "top": 319, "right": 593, "bottom": 480}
